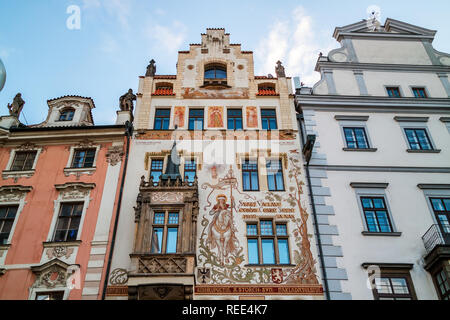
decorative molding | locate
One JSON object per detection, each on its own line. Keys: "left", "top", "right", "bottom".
{"left": 361, "top": 232, "right": 402, "bottom": 237}
{"left": 0, "top": 185, "right": 32, "bottom": 203}
{"left": 394, "top": 116, "right": 429, "bottom": 122}
{"left": 309, "top": 165, "right": 450, "bottom": 173}
{"left": 343, "top": 148, "right": 378, "bottom": 152}
{"left": 335, "top": 115, "right": 369, "bottom": 121}
{"left": 2, "top": 170, "right": 35, "bottom": 182}
{"left": 30, "top": 259, "right": 70, "bottom": 289}
{"left": 109, "top": 268, "right": 128, "bottom": 285}
{"left": 407, "top": 149, "right": 441, "bottom": 154}
{"left": 55, "top": 182, "right": 95, "bottom": 200}
{"left": 45, "top": 246, "right": 74, "bottom": 260}
{"left": 63, "top": 167, "right": 96, "bottom": 179}
{"left": 350, "top": 182, "right": 389, "bottom": 189}
{"left": 43, "top": 240, "right": 82, "bottom": 248}
{"left": 144, "top": 150, "right": 171, "bottom": 170}
{"left": 440, "top": 117, "right": 450, "bottom": 123}
{"left": 150, "top": 192, "right": 184, "bottom": 204}
{"left": 106, "top": 146, "right": 124, "bottom": 167}
{"left": 361, "top": 263, "right": 414, "bottom": 270}
{"left": 417, "top": 184, "right": 450, "bottom": 190}
{"left": 133, "top": 255, "right": 190, "bottom": 274}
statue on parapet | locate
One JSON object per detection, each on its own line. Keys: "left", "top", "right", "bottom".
{"left": 119, "top": 89, "right": 136, "bottom": 112}
{"left": 145, "top": 59, "right": 156, "bottom": 77}
{"left": 275, "top": 60, "right": 286, "bottom": 78}
{"left": 7, "top": 93, "right": 25, "bottom": 118}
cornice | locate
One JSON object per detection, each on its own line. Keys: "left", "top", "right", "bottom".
{"left": 316, "top": 61, "right": 450, "bottom": 73}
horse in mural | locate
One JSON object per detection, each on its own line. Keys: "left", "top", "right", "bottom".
{"left": 206, "top": 194, "right": 239, "bottom": 266}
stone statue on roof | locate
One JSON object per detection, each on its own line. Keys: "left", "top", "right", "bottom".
{"left": 275, "top": 61, "right": 286, "bottom": 78}
{"left": 145, "top": 59, "right": 156, "bottom": 77}
{"left": 119, "top": 89, "right": 136, "bottom": 112}
{"left": 7, "top": 93, "right": 25, "bottom": 118}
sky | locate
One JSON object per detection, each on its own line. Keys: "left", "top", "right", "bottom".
{"left": 0, "top": 0, "right": 449, "bottom": 125}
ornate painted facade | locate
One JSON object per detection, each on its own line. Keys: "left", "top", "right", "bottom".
{"left": 106, "top": 28, "right": 324, "bottom": 300}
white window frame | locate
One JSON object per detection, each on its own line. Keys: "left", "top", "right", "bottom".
{"left": 2, "top": 147, "right": 43, "bottom": 180}
{"left": 396, "top": 120, "right": 439, "bottom": 152}
{"left": 418, "top": 185, "right": 450, "bottom": 228}
{"left": 335, "top": 116, "right": 375, "bottom": 151}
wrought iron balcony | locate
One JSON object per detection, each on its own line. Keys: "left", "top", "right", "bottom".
{"left": 422, "top": 224, "right": 450, "bottom": 254}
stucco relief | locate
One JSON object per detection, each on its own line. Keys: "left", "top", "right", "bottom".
{"left": 45, "top": 246, "right": 74, "bottom": 260}
{"left": 109, "top": 268, "right": 128, "bottom": 285}
{"left": 106, "top": 146, "right": 124, "bottom": 166}
{"left": 151, "top": 192, "right": 184, "bottom": 204}
{"left": 56, "top": 183, "right": 95, "bottom": 201}
{"left": 0, "top": 186, "right": 32, "bottom": 203}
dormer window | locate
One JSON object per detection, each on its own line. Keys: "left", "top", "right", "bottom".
{"left": 153, "top": 83, "right": 175, "bottom": 96}
{"left": 257, "top": 83, "right": 278, "bottom": 96}
{"left": 204, "top": 64, "right": 227, "bottom": 79}
{"left": 59, "top": 108, "right": 75, "bottom": 121}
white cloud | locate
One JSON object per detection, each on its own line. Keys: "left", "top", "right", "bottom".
{"left": 145, "top": 21, "right": 188, "bottom": 54}
{"left": 255, "top": 6, "right": 338, "bottom": 86}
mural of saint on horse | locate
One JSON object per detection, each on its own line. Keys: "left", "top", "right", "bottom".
{"left": 196, "top": 151, "right": 320, "bottom": 286}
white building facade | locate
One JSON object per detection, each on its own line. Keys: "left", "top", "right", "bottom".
{"left": 105, "top": 29, "right": 325, "bottom": 300}
{"left": 296, "top": 18, "right": 450, "bottom": 300}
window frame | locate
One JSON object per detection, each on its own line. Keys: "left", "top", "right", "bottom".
{"left": 153, "top": 108, "right": 171, "bottom": 130}
{"left": 0, "top": 205, "right": 19, "bottom": 245}
{"left": 58, "top": 108, "right": 75, "bottom": 122}
{"left": 372, "top": 273, "right": 417, "bottom": 300}
{"left": 260, "top": 109, "right": 278, "bottom": 130}
{"left": 35, "top": 291, "right": 65, "bottom": 300}
{"left": 403, "top": 128, "right": 434, "bottom": 151}
{"left": 433, "top": 268, "right": 450, "bottom": 300}
{"left": 343, "top": 127, "right": 371, "bottom": 150}
{"left": 266, "top": 159, "right": 285, "bottom": 192}
{"left": 360, "top": 197, "right": 394, "bottom": 234}
{"left": 246, "top": 220, "right": 291, "bottom": 266}
{"left": 70, "top": 148, "right": 97, "bottom": 169}
{"left": 183, "top": 158, "right": 197, "bottom": 186}
{"left": 242, "top": 159, "right": 260, "bottom": 192}
{"left": 150, "top": 210, "right": 180, "bottom": 254}
{"left": 52, "top": 202, "right": 84, "bottom": 243}
{"left": 410, "top": 86, "right": 429, "bottom": 98}
{"left": 227, "top": 108, "right": 243, "bottom": 130}
{"left": 10, "top": 150, "right": 38, "bottom": 172}
{"left": 396, "top": 120, "right": 439, "bottom": 153}
{"left": 188, "top": 109, "right": 205, "bottom": 131}
{"left": 204, "top": 64, "right": 227, "bottom": 80}
{"left": 150, "top": 158, "right": 164, "bottom": 185}
{"left": 385, "top": 86, "right": 402, "bottom": 98}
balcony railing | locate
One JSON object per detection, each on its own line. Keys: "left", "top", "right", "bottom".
{"left": 422, "top": 224, "right": 450, "bottom": 253}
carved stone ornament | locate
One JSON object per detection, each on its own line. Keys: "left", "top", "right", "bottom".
{"left": 109, "top": 268, "right": 129, "bottom": 285}
{"left": 106, "top": 146, "right": 124, "bottom": 167}
{"left": 46, "top": 246, "right": 74, "bottom": 260}
{"left": 7, "top": 93, "right": 25, "bottom": 118}
{"left": 150, "top": 192, "right": 184, "bottom": 204}
{"left": 31, "top": 259, "right": 70, "bottom": 289}
{"left": 0, "top": 185, "right": 32, "bottom": 203}
{"left": 55, "top": 183, "right": 95, "bottom": 200}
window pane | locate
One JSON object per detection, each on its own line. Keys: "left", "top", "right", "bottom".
{"left": 69, "top": 217, "right": 81, "bottom": 230}
{"left": 416, "top": 130, "right": 432, "bottom": 150}
{"left": 248, "top": 239, "right": 259, "bottom": 264}
{"left": 261, "top": 239, "right": 275, "bottom": 264}
{"left": 269, "top": 119, "right": 277, "bottom": 130}
{"left": 6, "top": 207, "right": 18, "bottom": 218}
{"left": 361, "top": 198, "right": 373, "bottom": 209}
{"left": 373, "top": 198, "right": 385, "bottom": 209}
{"left": 278, "top": 239, "right": 290, "bottom": 264}
{"left": 376, "top": 211, "right": 392, "bottom": 233}
{"left": 168, "top": 213, "right": 179, "bottom": 224}
{"left": 405, "top": 130, "right": 420, "bottom": 150}
{"left": 355, "top": 128, "right": 368, "bottom": 148}
{"left": 151, "top": 228, "right": 163, "bottom": 253}
{"left": 365, "top": 211, "right": 379, "bottom": 232}
{"left": 55, "top": 217, "right": 69, "bottom": 230}
{"left": 251, "top": 172, "right": 259, "bottom": 190}
{"left": 260, "top": 221, "right": 273, "bottom": 236}
{"left": 67, "top": 229, "right": 78, "bottom": 241}
{"left": 261, "top": 118, "right": 269, "bottom": 130}
{"left": 247, "top": 224, "right": 258, "bottom": 236}
{"left": 166, "top": 228, "right": 178, "bottom": 253}
{"left": 267, "top": 175, "right": 276, "bottom": 191}
{"left": 391, "top": 278, "right": 409, "bottom": 294}
{"left": 0, "top": 208, "right": 6, "bottom": 219}
{"left": 276, "top": 225, "right": 287, "bottom": 236}
{"left": 154, "top": 212, "right": 165, "bottom": 224}
{"left": 431, "top": 199, "right": 445, "bottom": 211}
{"left": 53, "top": 230, "right": 67, "bottom": 242}
{"left": 243, "top": 172, "right": 251, "bottom": 191}
{"left": 443, "top": 199, "right": 450, "bottom": 211}
{"left": 375, "top": 278, "right": 392, "bottom": 294}
{"left": 275, "top": 172, "right": 284, "bottom": 191}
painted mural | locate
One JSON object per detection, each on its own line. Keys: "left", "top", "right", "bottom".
{"left": 173, "top": 106, "right": 185, "bottom": 128}
{"left": 246, "top": 107, "right": 258, "bottom": 128}
{"left": 197, "top": 151, "right": 319, "bottom": 286}
{"left": 208, "top": 106, "right": 223, "bottom": 128}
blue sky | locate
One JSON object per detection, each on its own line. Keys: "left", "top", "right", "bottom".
{"left": 1, "top": 0, "right": 449, "bottom": 125}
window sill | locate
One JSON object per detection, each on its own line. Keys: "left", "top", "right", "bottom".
{"left": 43, "top": 240, "right": 82, "bottom": 248}
{"left": 0, "top": 244, "right": 11, "bottom": 250}
{"left": 407, "top": 149, "right": 441, "bottom": 154}
{"left": 63, "top": 167, "right": 96, "bottom": 177}
{"left": 245, "top": 264, "right": 296, "bottom": 268}
{"left": 361, "top": 232, "right": 402, "bottom": 237}
{"left": 2, "top": 169, "right": 35, "bottom": 181}
{"left": 343, "top": 148, "right": 378, "bottom": 152}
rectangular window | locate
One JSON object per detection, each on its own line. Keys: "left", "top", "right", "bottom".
{"left": 246, "top": 220, "right": 290, "bottom": 265}
{"left": 53, "top": 203, "right": 83, "bottom": 242}
{"left": 361, "top": 197, "right": 393, "bottom": 233}
{"left": 374, "top": 276, "right": 415, "bottom": 300}
{"left": 151, "top": 211, "right": 179, "bottom": 254}
{"left": 242, "top": 160, "right": 259, "bottom": 191}
{"left": 0, "top": 206, "right": 19, "bottom": 245}
{"left": 154, "top": 109, "right": 171, "bottom": 130}
{"left": 386, "top": 87, "right": 401, "bottom": 98}
{"left": 189, "top": 109, "right": 204, "bottom": 130}
{"left": 261, "top": 109, "right": 278, "bottom": 130}
{"left": 71, "top": 149, "right": 96, "bottom": 168}
{"left": 184, "top": 159, "right": 196, "bottom": 185}
{"left": 11, "top": 151, "right": 37, "bottom": 171}
{"left": 227, "top": 109, "right": 243, "bottom": 130}
{"left": 412, "top": 87, "right": 427, "bottom": 98}
{"left": 150, "top": 159, "right": 164, "bottom": 185}
{"left": 430, "top": 198, "right": 450, "bottom": 235}
{"left": 404, "top": 128, "right": 433, "bottom": 150}
{"left": 266, "top": 160, "right": 284, "bottom": 191}
{"left": 343, "top": 127, "right": 369, "bottom": 149}
{"left": 434, "top": 269, "right": 450, "bottom": 300}
{"left": 36, "top": 292, "right": 65, "bottom": 300}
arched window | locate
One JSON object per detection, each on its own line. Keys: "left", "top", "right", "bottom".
{"left": 204, "top": 64, "right": 227, "bottom": 79}
{"left": 59, "top": 108, "right": 75, "bottom": 121}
